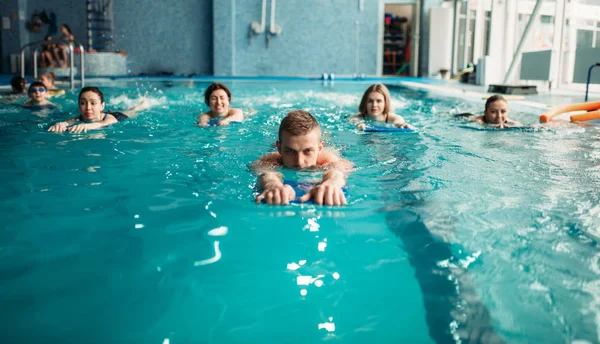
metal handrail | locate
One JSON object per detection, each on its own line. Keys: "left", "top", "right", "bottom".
{"left": 19, "top": 39, "right": 85, "bottom": 90}
{"left": 585, "top": 62, "right": 600, "bottom": 102}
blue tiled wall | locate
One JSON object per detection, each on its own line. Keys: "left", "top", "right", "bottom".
{"left": 0, "top": 0, "right": 437, "bottom": 77}
{"left": 112, "top": 0, "right": 213, "bottom": 76}
{"left": 214, "top": 0, "right": 381, "bottom": 76}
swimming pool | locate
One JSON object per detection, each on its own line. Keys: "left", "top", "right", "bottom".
{"left": 1, "top": 78, "right": 599, "bottom": 343}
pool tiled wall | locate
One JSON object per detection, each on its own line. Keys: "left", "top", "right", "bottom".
{"left": 1, "top": 0, "right": 442, "bottom": 77}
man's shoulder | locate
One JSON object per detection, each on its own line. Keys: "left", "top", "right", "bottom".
{"left": 260, "top": 152, "right": 282, "bottom": 164}
{"left": 317, "top": 150, "right": 342, "bottom": 165}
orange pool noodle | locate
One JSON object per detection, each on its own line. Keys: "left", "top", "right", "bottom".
{"left": 540, "top": 101, "right": 600, "bottom": 122}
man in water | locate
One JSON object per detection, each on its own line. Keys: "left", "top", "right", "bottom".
{"left": 253, "top": 110, "right": 353, "bottom": 206}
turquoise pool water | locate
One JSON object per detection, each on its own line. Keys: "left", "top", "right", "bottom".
{"left": 1, "top": 79, "right": 600, "bottom": 343}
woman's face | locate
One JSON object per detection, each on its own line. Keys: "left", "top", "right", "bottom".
{"left": 366, "top": 91, "right": 386, "bottom": 117}
{"left": 39, "top": 75, "right": 53, "bottom": 89}
{"left": 208, "top": 89, "right": 230, "bottom": 115}
{"left": 78, "top": 91, "right": 105, "bottom": 121}
{"left": 484, "top": 100, "right": 508, "bottom": 124}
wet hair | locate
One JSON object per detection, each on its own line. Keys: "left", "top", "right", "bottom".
{"left": 358, "top": 84, "right": 392, "bottom": 118}
{"left": 39, "top": 72, "right": 56, "bottom": 84}
{"left": 28, "top": 81, "right": 46, "bottom": 93}
{"left": 484, "top": 95, "right": 507, "bottom": 112}
{"left": 204, "top": 83, "right": 231, "bottom": 106}
{"left": 11, "top": 76, "right": 26, "bottom": 93}
{"left": 78, "top": 86, "right": 104, "bottom": 103}
{"left": 278, "top": 110, "right": 320, "bottom": 142}
{"left": 61, "top": 24, "right": 72, "bottom": 35}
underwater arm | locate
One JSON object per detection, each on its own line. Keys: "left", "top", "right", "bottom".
{"left": 196, "top": 113, "right": 210, "bottom": 127}
{"left": 218, "top": 108, "right": 244, "bottom": 125}
{"left": 252, "top": 153, "right": 296, "bottom": 205}
{"left": 299, "top": 152, "right": 354, "bottom": 206}
{"left": 349, "top": 114, "right": 367, "bottom": 130}
{"left": 66, "top": 116, "right": 118, "bottom": 133}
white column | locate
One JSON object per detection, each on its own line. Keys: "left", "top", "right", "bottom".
{"left": 472, "top": 0, "right": 485, "bottom": 63}
{"left": 551, "top": 0, "right": 566, "bottom": 88}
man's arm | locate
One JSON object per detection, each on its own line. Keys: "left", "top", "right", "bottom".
{"left": 298, "top": 151, "right": 354, "bottom": 206}
{"left": 252, "top": 153, "right": 296, "bottom": 205}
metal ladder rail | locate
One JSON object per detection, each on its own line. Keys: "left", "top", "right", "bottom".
{"left": 19, "top": 40, "right": 85, "bottom": 90}
{"left": 585, "top": 62, "right": 600, "bottom": 102}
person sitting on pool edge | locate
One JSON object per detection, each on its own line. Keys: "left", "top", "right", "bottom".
{"left": 23, "top": 81, "right": 55, "bottom": 108}
{"left": 196, "top": 82, "right": 243, "bottom": 127}
{"left": 253, "top": 110, "right": 353, "bottom": 206}
{"left": 459, "top": 94, "right": 522, "bottom": 128}
{"left": 48, "top": 86, "right": 151, "bottom": 134}
{"left": 350, "top": 83, "right": 413, "bottom": 130}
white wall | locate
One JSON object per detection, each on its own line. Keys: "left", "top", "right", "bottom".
{"left": 427, "top": 6, "right": 453, "bottom": 77}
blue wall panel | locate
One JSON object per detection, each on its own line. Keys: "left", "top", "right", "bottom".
{"left": 112, "top": 0, "right": 213, "bottom": 75}
{"left": 214, "top": 0, "right": 381, "bottom": 77}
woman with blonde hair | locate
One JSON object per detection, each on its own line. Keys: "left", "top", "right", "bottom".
{"left": 39, "top": 72, "right": 65, "bottom": 97}
{"left": 351, "top": 84, "right": 412, "bottom": 130}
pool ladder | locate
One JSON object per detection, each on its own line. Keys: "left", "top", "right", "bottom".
{"left": 19, "top": 39, "right": 85, "bottom": 90}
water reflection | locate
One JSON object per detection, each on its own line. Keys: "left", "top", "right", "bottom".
{"left": 285, "top": 215, "right": 342, "bottom": 336}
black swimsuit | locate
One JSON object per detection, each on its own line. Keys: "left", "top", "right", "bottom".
{"left": 106, "top": 112, "right": 128, "bottom": 122}
{"left": 79, "top": 112, "right": 128, "bottom": 123}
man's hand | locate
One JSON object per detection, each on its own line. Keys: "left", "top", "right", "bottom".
{"left": 298, "top": 182, "right": 346, "bottom": 206}
{"left": 256, "top": 183, "right": 296, "bottom": 205}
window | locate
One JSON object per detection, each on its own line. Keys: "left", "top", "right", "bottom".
{"left": 577, "top": 30, "right": 594, "bottom": 48}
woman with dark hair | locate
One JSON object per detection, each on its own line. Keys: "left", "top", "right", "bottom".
{"left": 350, "top": 83, "right": 413, "bottom": 130}
{"left": 48, "top": 86, "right": 150, "bottom": 133}
{"left": 196, "top": 82, "right": 244, "bottom": 127}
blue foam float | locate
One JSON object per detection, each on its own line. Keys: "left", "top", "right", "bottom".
{"left": 364, "top": 125, "right": 416, "bottom": 133}
{"left": 458, "top": 125, "right": 537, "bottom": 132}
{"left": 208, "top": 119, "right": 242, "bottom": 126}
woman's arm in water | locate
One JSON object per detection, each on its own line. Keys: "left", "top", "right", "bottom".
{"left": 122, "top": 99, "right": 151, "bottom": 119}
{"left": 196, "top": 113, "right": 211, "bottom": 127}
{"left": 506, "top": 118, "right": 522, "bottom": 127}
{"left": 389, "top": 113, "right": 415, "bottom": 129}
{"left": 349, "top": 114, "right": 367, "bottom": 130}
{"left": 66, "top": 115, "right": 118, "bottom": 133}
{"left": 48, "top": 116, "right": 79, "bottom": 132}
{"left": 218, "top": 108, "right": 244, "bottom": 126}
